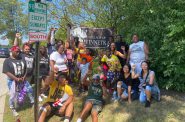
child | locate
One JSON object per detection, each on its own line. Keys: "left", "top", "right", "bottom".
{"left": 79, "top": 57, "right": 91, "bottom": 92}
{"left": 101, "top": 50, "right": 122, "bottom": 100}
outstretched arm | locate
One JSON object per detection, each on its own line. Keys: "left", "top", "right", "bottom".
{"left": 14, "top": 33, "right": 21, "bottom": 46}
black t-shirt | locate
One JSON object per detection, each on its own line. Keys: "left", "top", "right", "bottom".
{"left": 3, "top": 57, "right": 26, "bottom": 79}
{"left": 21, "top": 53, "right": 35, "bottom": 76}
{"left": 118, "top": 73, "right": 132, "bottom": 86}
{"left": 115, "top": 41, "right": 129, "bottom": 67}
{"left": 39, "top": 55, "right": 50, "bottom": 76}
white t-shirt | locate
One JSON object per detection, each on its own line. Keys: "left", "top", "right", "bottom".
{"left": 129, "top": 41, "right": 145, "bottom": 64}
{"left": 50, "top": 51, "right": 68, "bottom": 71}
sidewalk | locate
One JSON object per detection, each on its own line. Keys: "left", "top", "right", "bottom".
{"left": 0, "top": 58, "right": 8, "bottom": 122}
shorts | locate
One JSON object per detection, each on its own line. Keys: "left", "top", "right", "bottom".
{"left": 42, "top": 102, "right": 62, "bottom": 115}
{"left": 120, "top": 82, "right": 139, "bottom": 100}
{"left": 107, "top": 71, "right": 115, "bottom": 82}
{"left": 85, "top": 99, "right": 103, "bottom": 113}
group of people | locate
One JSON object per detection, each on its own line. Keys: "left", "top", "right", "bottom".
{"left": 3, "top": 30, "right": 160, "bottom": 122}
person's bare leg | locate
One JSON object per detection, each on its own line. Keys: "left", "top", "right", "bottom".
{"left": 65, "top": 102, "right": 74, "bottom": 118}
{"left": 91, "top": 111, "right": 98, "bottom": 122}
{"left": 38, "top": 105, "right": 51, "bottom": 122}
{"left": 117, "top": 81, "right": 123, "bottom": 99}
{"left": 80, "top": 102, "right": 93, "bottom": 120}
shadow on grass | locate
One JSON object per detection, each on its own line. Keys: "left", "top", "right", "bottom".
{"left": 100, "top": 90, "right": 185, "bottom": 122}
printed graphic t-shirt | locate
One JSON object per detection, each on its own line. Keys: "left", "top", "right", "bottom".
{"left": 3, "top": 57, "right": 26, "bottom": 79}
{"left": 46, "top": 80, "right": 73, "bottom": 102}
{"left": 101, "top": 54, "right": 121, "bottom": 71}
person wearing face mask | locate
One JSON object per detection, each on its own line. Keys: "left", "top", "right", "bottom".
{"left": 127, "top": 34, "right": 149, "bottom": 74}
{"left": 132, "top": 61, "right": 160, "bottom": 107}
{"left": 3, "top": 46, "right": 34, "bottom": 117}
{"left": 50, "top": 44, "right": 68, "bottom": 77}
{"left": 76, "top": 74, "right": 106, "bottom": 122}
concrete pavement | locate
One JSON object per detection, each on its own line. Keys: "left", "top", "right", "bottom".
{"left": 0, "top": 58, "right": 8, "bottom": 122}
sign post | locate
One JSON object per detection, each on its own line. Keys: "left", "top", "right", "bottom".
{"left": 28, "top": 1, "right": 47, "bottom": 122}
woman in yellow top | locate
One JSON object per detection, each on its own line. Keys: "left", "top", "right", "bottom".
{"left": 38, "top": 71, "right": 74, "bottom": 122}
{"left": 101, "top": 49, "right": 122, "bottom": 99}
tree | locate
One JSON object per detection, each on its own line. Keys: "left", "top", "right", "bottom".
{"left": 0, "top": 0, "right": 28, "bottom": 45}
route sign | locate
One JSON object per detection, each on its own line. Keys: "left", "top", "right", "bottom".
{"left": 29, "top": 32, "right": 47, "bottom": 41}
{"left": 28, "top": 1, "right": 47, "bottom": 31}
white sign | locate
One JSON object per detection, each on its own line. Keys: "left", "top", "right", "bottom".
{"left": 29, "top": 32, "right": 47, "bottom": 41}
{"left": 28, "top": 1, "right": 47, "bottom": 31}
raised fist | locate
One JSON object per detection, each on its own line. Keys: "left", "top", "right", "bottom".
{"left": 16, "top": 33, "right": 21, "bottom": 38}
{"left": 131, "top": 64, "right": 136, "bottom": 70}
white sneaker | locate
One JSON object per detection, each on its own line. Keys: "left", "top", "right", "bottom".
{"left": 40, "top": 94, "right": 47, "bottom": 99}
{"left": 64, "top": 119, "right": 70, "bottom": 122}
{"left": 77, "top": 118, "right": 82, "bottom": 122}
{"left": 12, "top": 109, "right": 19, "bottom": 117}
{"left": 39, "top": 96, "right": 43, "bottom": 102}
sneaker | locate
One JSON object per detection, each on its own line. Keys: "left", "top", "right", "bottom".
{"left": 145, "top": 100, "right": 151, "bottom": 107}
{"left": 64, "top": 119, "right": 70, "bottom": 122}
{"left": 12, "top": 109, "right": 19, "bottom": 117}
{"left": 39, "top": 96, "right": 43, "bottom": 102}
{"left": 77, "top": 118, "right": 82, "bottom": 122}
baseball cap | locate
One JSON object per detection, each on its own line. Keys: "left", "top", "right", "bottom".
{"left": 92, "top": 74, "right": 100, "bottom": 80}
{"left": 10, "top": 46, "right": 20, "bottom": 52}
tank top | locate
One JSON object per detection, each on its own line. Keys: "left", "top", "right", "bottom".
{"left": 129, "top": 41, "right": 145, "bottom": 63}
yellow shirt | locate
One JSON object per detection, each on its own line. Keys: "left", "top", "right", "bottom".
{"left": 46, "top": 80, "right": 73, "bottom": 102}
{"left": 101, "top": 54, "right": 121, "bottom": 71}
{"left": 75, "top": 48, "right": 86, "bottom": 62}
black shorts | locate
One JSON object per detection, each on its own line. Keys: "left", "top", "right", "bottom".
{"left": 42, "top": 102, "right": 62, "bottom": 115}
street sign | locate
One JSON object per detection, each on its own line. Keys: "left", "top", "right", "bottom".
{"left": 28, "top": 1, "right": 47, "bottom": 31}
{"left": 29, "top": 32, "right": 47, "bottom": 41}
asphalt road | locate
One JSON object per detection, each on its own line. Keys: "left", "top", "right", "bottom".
{"left": 0, "top": 58, "right": 8, "bottom": 122}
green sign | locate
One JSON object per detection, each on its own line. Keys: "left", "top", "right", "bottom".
{"left": 28, "top": 1, "right": 47, "bottom": 31}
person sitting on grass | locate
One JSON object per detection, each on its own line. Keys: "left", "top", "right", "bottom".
{"left": 76, "top": 74, "right": 106, "bottom": 122}
{"left": 38, "top": 71, "right": 74, "bottom": 122}
{"left": 131, "top": 61, "right": 160, "bottom": 107}
{"left": 116, "top": 64, "right": 139, "bottom": 103}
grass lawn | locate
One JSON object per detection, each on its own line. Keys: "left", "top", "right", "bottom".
{"left": 3, "top": 59, "right": 185, "bottom": 122}
{"left": 3, "top": 88, "right": 185, "bottom": 122}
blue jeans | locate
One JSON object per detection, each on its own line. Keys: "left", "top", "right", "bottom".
{"left": 139, "top": 85, "right": 160, "bottom": 103}
{"left": 7, "top": 79, "right": 34, "bottom": 108}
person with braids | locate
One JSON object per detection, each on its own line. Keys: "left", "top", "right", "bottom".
{"left": 131, "top": 61, "right": 160, "bottom": 107}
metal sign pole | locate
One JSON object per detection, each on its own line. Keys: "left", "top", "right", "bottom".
{"left": 34, "top": 2, "right": 41, "bottom": 122}
{"left": 34, "top": 41, "right": 40, "bottom": 122}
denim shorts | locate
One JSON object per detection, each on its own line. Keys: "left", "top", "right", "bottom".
{"left": 139, "top": 85, "right": 160, "bottom": 102}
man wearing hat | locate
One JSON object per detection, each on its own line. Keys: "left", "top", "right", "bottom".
{"left": 77, "top": 74, "right": 106, "bottom": 122}
{"left": 2, "top": 46, "right": 34, "bottom": 116}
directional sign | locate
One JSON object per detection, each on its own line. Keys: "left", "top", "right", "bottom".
{"left": 28, "top": 1, "right": 47, "bottom": 31}
{"left": 29, "top": 32, "right": 47, "bottom": 41}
